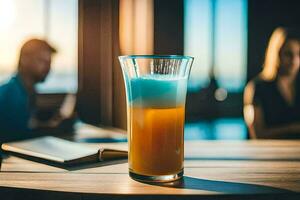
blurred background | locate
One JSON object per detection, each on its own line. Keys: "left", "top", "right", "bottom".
{"left": 0, "top": 0, "right": 299, "bottom": 140}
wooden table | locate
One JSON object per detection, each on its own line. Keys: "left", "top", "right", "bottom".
{"left": 1, "top": 140, "right": 300, "bottom": 199}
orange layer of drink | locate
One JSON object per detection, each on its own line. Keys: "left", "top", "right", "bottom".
{"left": 128, "top": 106, "right": 184, "bottom": 176}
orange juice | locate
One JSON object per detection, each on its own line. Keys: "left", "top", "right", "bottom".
{"left": 128, "top": 106, "right": 184, "bottom": 176}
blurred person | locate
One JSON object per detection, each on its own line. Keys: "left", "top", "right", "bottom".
{"left": 0, "top": 39, "right": 57, "bottom": 143}
{"left": 244, "top": 27, "right": 300, "bottom": 139}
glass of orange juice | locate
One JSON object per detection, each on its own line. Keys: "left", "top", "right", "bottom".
{"left": 119, "top": 55, "right": 193, "bottom": 182}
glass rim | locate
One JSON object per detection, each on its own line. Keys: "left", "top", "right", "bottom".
{"left": 119, "top": 55, "right": 194, "bottom": 60}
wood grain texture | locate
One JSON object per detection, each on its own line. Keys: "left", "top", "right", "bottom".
{"left": 1, "top": 140, "right": 300, "bottom": 199}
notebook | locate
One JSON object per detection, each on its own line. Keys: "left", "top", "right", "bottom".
{"left": 1, "top": 136, "right": 127, "bottom": 166}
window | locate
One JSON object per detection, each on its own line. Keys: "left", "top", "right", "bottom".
{"left": 184, "top": 0, "right": 247, "bottom": 92}
{"left": 0, "top": 0, "right": 78, "bottom": 93}
{"left": 184, "top": 0, "right": 248, "bottom": 139}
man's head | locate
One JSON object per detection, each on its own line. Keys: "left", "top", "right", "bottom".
{"left": 18, "top": 39, "right": 56, "bottom": 83}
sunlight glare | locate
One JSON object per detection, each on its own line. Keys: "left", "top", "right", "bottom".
{"left": 0, "top": 0, "right": 16, "bottom": 31}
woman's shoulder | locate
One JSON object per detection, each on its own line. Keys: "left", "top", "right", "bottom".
{"left": 244, "top": 76, "right": 275, "bottom": 105}
{"left": 249, "top": 76, "right": 275, "bottom": 91}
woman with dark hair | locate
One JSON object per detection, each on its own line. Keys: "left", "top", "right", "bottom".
{"left": 244, "top": 27, "right": 300, "bottom": 139}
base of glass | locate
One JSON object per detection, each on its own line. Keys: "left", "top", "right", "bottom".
{"left": 129, "top": 169, "right": 183, "bottom": 183}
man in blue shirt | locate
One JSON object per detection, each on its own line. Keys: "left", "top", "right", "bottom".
{"left": 0, "top": 39, "right": 56, "bottom": 143}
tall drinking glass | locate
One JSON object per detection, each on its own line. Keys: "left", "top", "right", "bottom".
{"left": 119, "top": 55, "right": 193, "bottom": 182}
